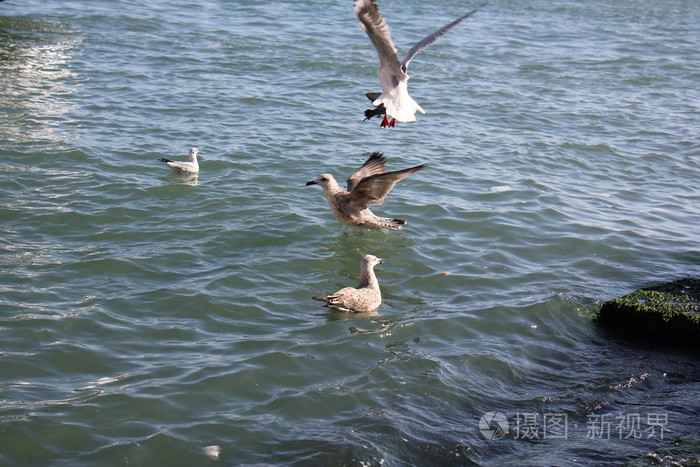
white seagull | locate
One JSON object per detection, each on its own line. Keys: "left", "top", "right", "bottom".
{"left": 306, "top": 152, "right": 427, "bottom": 230}
{"left": 354, "top": 0, "right": 482, "bottom": 127}
{"left": 158, "top": 148, "right": 201, "bottom": 174}
{"left": 313, "top": 254, "right": 384, "bottom": 313}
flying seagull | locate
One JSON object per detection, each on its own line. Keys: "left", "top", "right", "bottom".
{"left": 157, "top": 148, "right": 201, "bottom": 174}
{"left": 306, "top": 152, "right": 427, "bottom": 230}
{"left": 313, "top": 254, "right": 384, "bottom": 313}
{"left": 354, "top": 0, "right": 482, "bottom": 127}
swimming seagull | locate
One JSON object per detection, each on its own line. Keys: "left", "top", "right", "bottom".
{"left": 354, "top": 0, "right": 482, "bottom": 127}
{"left": 313, "top": 254, "right": 384, "bottom": 312}
{"left": 157, "top": 148, "right": 201, "bottom": 174}
{"left": 305, "top": 152, "right": 427, "bottom": 230}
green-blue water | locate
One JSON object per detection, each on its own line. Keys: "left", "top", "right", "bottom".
{"left": 1, "top": 0, "right": 699, "bottom": 465}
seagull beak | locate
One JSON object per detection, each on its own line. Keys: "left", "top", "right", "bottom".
{"left": 377, "top": 258, "right": 384, "bottom": 264}
{"left": 305, "top": 180, "right": 317, "bottom": 186}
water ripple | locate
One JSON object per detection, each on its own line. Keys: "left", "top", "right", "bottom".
{"left": 1, "top": 0, "right": 699, "bottom": 465}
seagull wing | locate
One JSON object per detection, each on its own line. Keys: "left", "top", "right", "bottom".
{"left": 168, "top": 161, "right": 192, "bottom": 171}
{"left": 158, "top": 158, "right": 196, "bottom": 172}
{"left": 347, "top": 152, "right": 387, "bottom": 192}
{"left": 354, "top": 0, "right": 402, "bottom": 70}
{"left": 347, "top": 163, "right": 428, "bottom": 208}
{"left": 400, "top": 6, "right": 482, "bottom": 72}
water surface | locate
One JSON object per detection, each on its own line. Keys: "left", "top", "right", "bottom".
{"left": 1, "top": 0, "right": 699, "bottom": 465}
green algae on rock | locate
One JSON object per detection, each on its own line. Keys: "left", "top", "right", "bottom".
{"left": 598, "top": 278, "right": 700, "bottom": 349}
{"left": 624, "top": 430, "right": 700, "bottom": 466}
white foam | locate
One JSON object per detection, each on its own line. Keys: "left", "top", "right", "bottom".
{"left": 203, "top": 445, "right": 222, "bottom": 460}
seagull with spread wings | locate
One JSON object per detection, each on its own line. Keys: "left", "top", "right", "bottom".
{"left": 306, "top": 152, "right": 427, "bottom": 230}
{"left": 354, "top": 0, "right": 482, "bottom": 127}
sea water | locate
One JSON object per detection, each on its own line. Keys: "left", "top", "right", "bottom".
{"left": 1, "top": 0, "right": 699, "bottom": 465}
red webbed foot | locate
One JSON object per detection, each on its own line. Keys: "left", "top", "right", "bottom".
{"left": 380, "top": 115, "right": 389, "bottom": 128}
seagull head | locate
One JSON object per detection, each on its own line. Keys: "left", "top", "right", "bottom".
{"left": 363, "top": 254, "right": 384, "bottom": 267}
{"left": 305, "top": 174, "right": 336, "bottom": 188}
{"left": 188, "top": 148, "right": 201, "bottom": 160}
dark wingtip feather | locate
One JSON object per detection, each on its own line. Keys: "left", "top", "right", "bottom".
{"left": 364, "top": 107, "right": 384, "bottom": 121}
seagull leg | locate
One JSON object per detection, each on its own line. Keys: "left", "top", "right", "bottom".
{"left": 388, "top": 118, "right": 396, "bottom": 127}
{"left": 380, "top": 115, "right": 389, "bottom": 128}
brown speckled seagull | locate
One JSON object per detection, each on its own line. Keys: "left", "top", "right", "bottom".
{"left": 305, "top": 152, "right": 427, "bottom": 230}
{"left": 313, "top": 254, "right": 384, "bottom": 313}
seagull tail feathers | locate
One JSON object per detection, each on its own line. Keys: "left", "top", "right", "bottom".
{"left": 378, "top": 217, "right": 406, "bottom": 230}
{"left": 158, "top": 158, "right": 173, "bottom": 163}
{"left": 374, "top": 92, "right": 425, "bottom": 123}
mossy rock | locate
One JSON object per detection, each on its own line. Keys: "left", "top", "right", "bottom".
{"left": 598, "top": 278, "right": 700, "bottom": 349}
{"left": 624, "top": 430, "right": 700, "bottom": 466}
